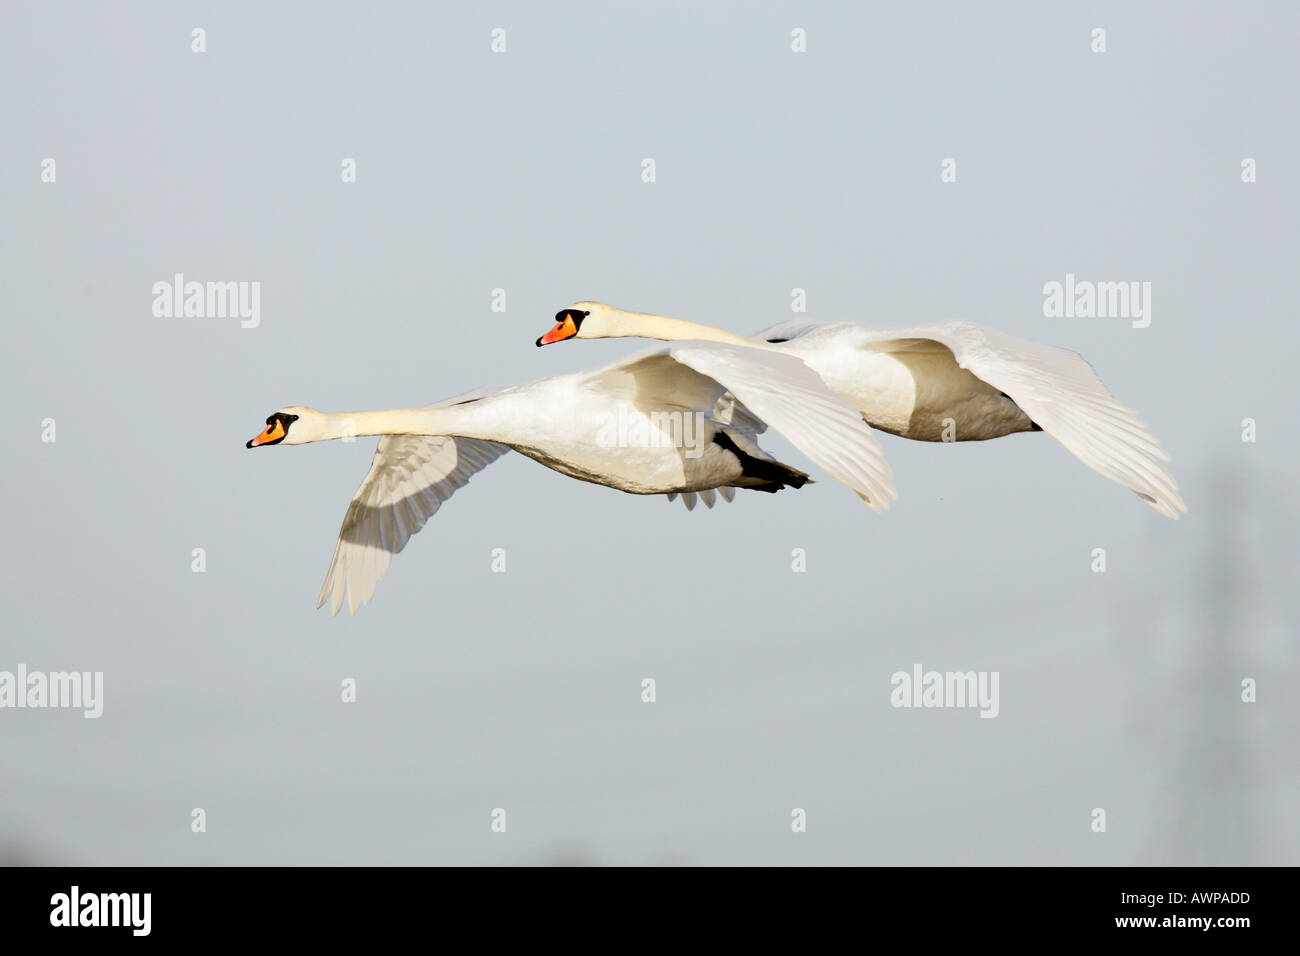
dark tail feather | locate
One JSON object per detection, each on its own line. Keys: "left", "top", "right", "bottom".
{"left": 713, "top": 433, "right": 811, "bottom": 491}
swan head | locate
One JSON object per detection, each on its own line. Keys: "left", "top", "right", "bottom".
{"left": 245, "top": 406, "right": 322, "bottom": 447}
{"left": 536, "top": 301, "right": 625, "bottom": 346}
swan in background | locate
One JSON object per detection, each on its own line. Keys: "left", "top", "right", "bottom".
{"left": 246, "top": 342, "right": 897, "bottom": 614}
{"left": 537, "top": 303, "right": 1185, "bottom": 518}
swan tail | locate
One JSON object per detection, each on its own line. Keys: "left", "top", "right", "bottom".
{"left": 713, "top": 431, "right": 811, "bottom": 492}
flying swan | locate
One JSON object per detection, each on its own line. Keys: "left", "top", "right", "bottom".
{"left": 246, "top": 342, "right": 897, "bottom": 614}
{"left": 536, "top": 303, "right": 1185, "bottom": 518}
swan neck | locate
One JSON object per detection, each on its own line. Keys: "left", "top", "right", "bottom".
{"left": 611, "top": 310, "right": 758, "bottom": 348}
{"left": 325, "top": 407, "right": 489, "bottom": 441}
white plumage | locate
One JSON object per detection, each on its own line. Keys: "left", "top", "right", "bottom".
{"left": 542, "top": 303, "right": 1185, "bottom": 519}
{"left": 248, "top": 343, "right": 898, "bottom": 614}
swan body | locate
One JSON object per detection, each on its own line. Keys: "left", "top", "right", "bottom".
{"left": 538, "top": 303, "right": 1185, "bottom": 518}
{"left": 247, "top": 342, "right": 897, "bottom": 613}
{"left": 758, "top": 321, "right": 1038, "bottom": 442}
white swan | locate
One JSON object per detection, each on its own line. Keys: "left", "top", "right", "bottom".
{"left": 537, "top": 303, "right": 1185, "bottom": 518}
{"left": 246, "top": 342, "right": 897, "bottom": 614}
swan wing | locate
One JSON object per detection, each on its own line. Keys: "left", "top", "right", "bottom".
{"left": 317, "top": 435, "right": 511, "bottom": 615}
{"left": 748, "top": 317, "right": 834, "bottom": 343}
{"left": 589, "top": 342, "right": 896, "bottom": 508}
{"left": 856, "top": 321, "right": 1185, "bottom": 517}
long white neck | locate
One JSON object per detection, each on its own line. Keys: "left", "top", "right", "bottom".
{"left": 317, "top": 406, "right": 506, "bottom": 444}
{"left": 595, "top": 308, "right": 768, "bottom": 348}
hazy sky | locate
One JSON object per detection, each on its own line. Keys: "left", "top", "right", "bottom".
{"left": 2, "top": 1, "right": 1295, "bottom": 865}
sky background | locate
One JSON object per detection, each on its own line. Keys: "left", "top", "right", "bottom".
{"left": 1, "top": 0, "right": 1295, "bottom": 865}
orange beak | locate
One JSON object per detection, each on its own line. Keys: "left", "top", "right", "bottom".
{"left": 246, "top": 419, "right": 286, "bottom": 448}
{"left": 536, "top": 315, "right": 577, "bottom": 347}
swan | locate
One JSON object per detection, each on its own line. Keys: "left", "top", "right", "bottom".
{"left": 536, "top": 303, "right": 1185, "bottom": 518}
{"left": 246, "top": 342, "right": 897, "bottom": 614}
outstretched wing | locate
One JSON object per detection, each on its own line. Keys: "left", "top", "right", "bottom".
{"left": 589, "top": 342, "right": 896, "bottom": 509}
{"left": 856, "top": 321, "right": 1186, "bottom": 518}
{"left": 318, "top": 435, "right": 510, "bottom": 615}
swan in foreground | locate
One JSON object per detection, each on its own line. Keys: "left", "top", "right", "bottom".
{"left": 246, "top": 342, "right": 896, "bottom": 614}
{"left": 536, "top": 303, "right": 1185, "bottom": 518}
